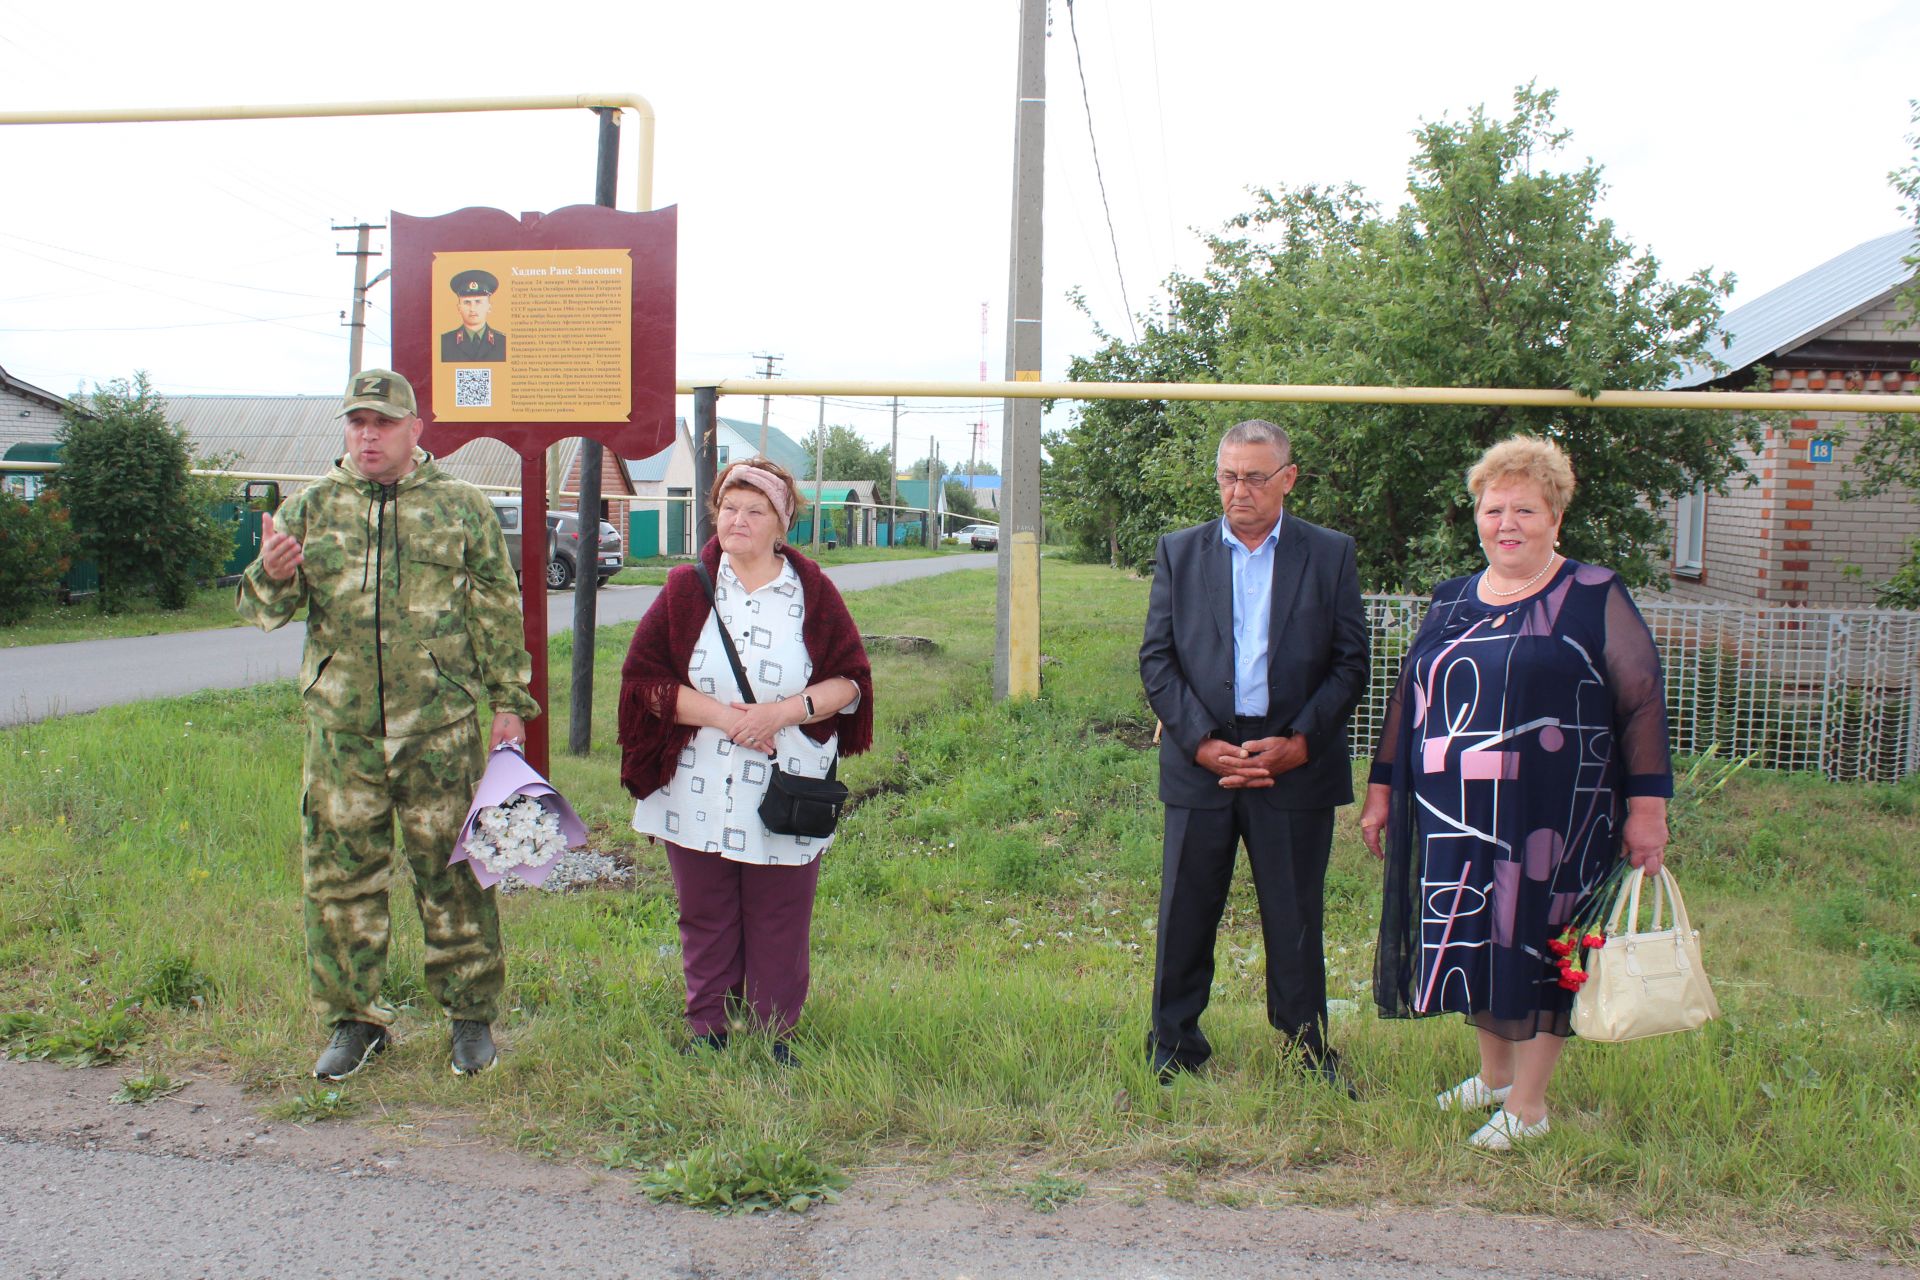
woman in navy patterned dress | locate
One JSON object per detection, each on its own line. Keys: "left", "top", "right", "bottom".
{"left": 1359, "top": 437, "right": 1672, "bottom": 1149}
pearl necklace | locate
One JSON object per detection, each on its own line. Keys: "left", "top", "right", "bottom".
{"left": 1483, "top": 552, "right": 1559, "bottom": 598}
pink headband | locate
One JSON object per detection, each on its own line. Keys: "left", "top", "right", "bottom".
{"left": 725, "top": 466, "right": 794, "bottom": 526}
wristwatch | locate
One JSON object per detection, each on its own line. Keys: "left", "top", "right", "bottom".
{"left": 802, "top": 693, "right": 816, "bottom": 718}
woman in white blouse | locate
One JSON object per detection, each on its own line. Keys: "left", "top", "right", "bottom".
{"left": 618, "top": 458, "right": 874, "bottom": 1066}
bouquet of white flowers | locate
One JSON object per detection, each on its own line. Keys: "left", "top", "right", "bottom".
{"left": 450, "top": 746, "right": 587, "bottom": 889}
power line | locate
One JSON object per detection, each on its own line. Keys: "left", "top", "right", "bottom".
{"left": 1142, "top": 0, "right": 1181, "bottom": 275}
{"left": 1064, "top": 0, "right": 1138, "bottom": 342}
{"left": 0, "top": 242, "right": 343, "bottom": 338}
{"left": 0, "top": 229, "right": 336, "bottom": 300}
{"left": 0, "top": 313, "right": 335, "bottom": 334}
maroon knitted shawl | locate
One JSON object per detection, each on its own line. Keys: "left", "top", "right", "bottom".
{"left": 617, "top": 538, "right": 875, "bottom": 799}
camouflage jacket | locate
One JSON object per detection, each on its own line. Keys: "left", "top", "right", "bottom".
{"left": 237, "top": 450, "right": 539, "bottom": 737}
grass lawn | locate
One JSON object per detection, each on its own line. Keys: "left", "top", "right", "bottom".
{"left": 610, "top": 543, "right": 970, "bottom": 586}
{"left": 1, "top": 562, "right": 1915, "bottom": 1254}
{"left": 0, "top": 585, "right": 242, "bottom": 648}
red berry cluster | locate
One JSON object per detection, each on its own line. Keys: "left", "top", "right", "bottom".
{"left": 1549, "top": 928, "right": 1606, "bottom": 991}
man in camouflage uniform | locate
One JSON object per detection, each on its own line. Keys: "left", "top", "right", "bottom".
{"left": 238, "top": 369, "right": 538, "bottom": 1080}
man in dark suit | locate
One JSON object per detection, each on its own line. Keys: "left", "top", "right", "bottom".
{"left": 440, "top": 268, "right": 507, "bottom": 363}
{"left": 1139, "top": 419, "right": 1368, "bottom": 1090}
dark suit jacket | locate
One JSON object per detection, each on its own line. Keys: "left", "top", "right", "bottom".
{"left": 1140, "top": 514, "right": 1368, "bottom": 811}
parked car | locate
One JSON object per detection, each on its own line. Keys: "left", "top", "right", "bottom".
{"left": 548, "top": 512, "right": 624, "bottom": 589}
{"left": 951, "top": 522, "right": 998, "bottom": 550}
{"left": 488, "top": 498, "right": 622, "bottom": 589}
{"left": 956, "top": 522, "right": 999, "bottom": 551}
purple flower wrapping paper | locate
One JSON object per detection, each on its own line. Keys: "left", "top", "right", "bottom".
{"left": 450, "top": 746, "right": 589, "bottom": 889}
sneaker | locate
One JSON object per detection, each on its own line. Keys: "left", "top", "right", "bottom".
{"left": 1468, "top": 1107, "right": 1550, "bottom": 1151}
{"left": 1436, "top": 1075, "right": 1512, "bottom": 1111}
{"left": 312, "top": 1020, "right": 388, "bottom": 1081}
{"left": 449, "top": 1020, "right": 496, "bottom": 1076}
{"left": 771, "top": 1039, "right": 798, "bottom": 1070}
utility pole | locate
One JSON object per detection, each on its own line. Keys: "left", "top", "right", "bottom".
{"left": 752, "top": 352, "right": 783, "bottom": 455}
{"left": 996, "top": 0, "right": 1045, "bottom": 701}
{"left": 568, "top": 106, "right": 619, "bottom": 756}
{"left": 335, "top": 220, "right": 385, "bottom": 377}
{"left": 811, "top": 395, "right": 826, "bottom": 552}
{"left": 888, "top": 396, "right": 900, "bottom": 549}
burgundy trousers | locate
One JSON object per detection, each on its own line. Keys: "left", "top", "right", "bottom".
{"left": 664, "top": 843, "right": 822, "bottom": 1038}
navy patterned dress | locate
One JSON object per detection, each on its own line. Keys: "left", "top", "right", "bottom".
{"left": 1371, "top": 560, "right": 1672, "bottom": 1039}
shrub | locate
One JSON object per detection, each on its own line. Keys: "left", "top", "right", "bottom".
{"left": 1860, "top": 955, "right": 1920, "bottom": 1014}
{"left": 55, "top": 373, "right": 235, "bottom": 613}
{"left": 0, "top": 491, "right": 71, "bottom": 624}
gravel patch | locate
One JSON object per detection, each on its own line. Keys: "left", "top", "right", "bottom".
{"left": 497, "top": 847, "right": 635, "bottom": 895}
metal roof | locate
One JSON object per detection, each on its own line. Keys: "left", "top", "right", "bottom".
{"left": 0, "top": 363, "right": 79, "bottom": 414}
{"left": 797, "top": 479, "right": 878, "bottom": 505}
{"left": 631, "top": 415, "right": 812, "bottom": 483}
{"left": 1670, "top": 228, "right": 1919, "bottom": 388}
{"left": 163, "top": 394, "right": 594, "bottom": 492}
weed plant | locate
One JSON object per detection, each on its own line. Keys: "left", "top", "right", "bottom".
{"left": 1, "top": 564, "right": 1916, "bottom": 1254}
{"left": 112, "top": 1068, "right": 185, "bottom": 1105}
{"left": 267, "top": 1086, "right": 359, "bottom": 1124}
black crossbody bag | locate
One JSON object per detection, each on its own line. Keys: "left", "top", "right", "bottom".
{"left": 696, "top": 564, "right": 849, "bottom": 838}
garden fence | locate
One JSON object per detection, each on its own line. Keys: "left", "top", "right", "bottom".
{"left": 1358, "top": 594, "right": 1920, "bottom": 784}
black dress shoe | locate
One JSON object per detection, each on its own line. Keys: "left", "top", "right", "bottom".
{"left": 312, "top": 1020, "right": 388, "bottom": 1081}
{"left": 771, "top": 1040, "right": 798, "bottom": 1070}
{"left": 1304, "top": 1048, "right": 1358, "bottom": 1100}
{"left": 1150, "top": 1046, "right": 1200, "bottom": 1085}
{"left": 449, "top": 1020, "right": 497, "bottom": 1076}
{"left": 679, "top": 1030, "right": 729, "bottom": 1055}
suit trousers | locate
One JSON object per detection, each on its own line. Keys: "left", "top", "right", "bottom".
{"left": 1149, "top": 788, "right": 1335, "bottom": 1069}
{"left": 665, "top": 843, "right": 821, "bottom": 1038}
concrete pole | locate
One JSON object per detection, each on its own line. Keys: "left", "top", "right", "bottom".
{"left": 995, "top": 0, "right": 1045, "bottom": 700}
{"left": 335, "top": 221, "right": 382, "bottom": 377}
{"left": 888, "top": 396, "right": 900, "bottom": 548}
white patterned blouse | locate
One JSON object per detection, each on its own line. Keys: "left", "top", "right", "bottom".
{"left": 629, "top": 552, "right": 858, "bottom": 866}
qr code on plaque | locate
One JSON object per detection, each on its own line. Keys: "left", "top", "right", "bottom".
{"left": 453, "top": 368, "right": 492, "bottom": 408}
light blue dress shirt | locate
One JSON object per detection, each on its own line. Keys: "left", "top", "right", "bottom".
{"left": 1222, "top": 513, "right": 1284, "bottom": 717}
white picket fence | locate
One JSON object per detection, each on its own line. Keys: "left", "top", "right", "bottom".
{"left": 1358, "top": 595, "right": 1920, "bottom": 783}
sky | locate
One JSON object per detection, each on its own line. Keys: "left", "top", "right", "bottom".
{"left": 2, "top": 0, "right": 1915, "bottom": 469}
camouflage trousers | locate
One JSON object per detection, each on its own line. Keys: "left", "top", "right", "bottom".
{"left": 301, "top": 714, "right": 503, "bottom": 1029}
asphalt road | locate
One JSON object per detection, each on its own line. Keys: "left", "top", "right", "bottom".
{"left": 0, "top": 554, "right": 994, "bottom": 727}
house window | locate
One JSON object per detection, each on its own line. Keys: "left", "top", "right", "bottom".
{"left": 1674, "top": 484, "right": 1706, "bottom": 576}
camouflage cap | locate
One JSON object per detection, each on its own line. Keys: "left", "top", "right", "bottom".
{"left": 339, "top": 369, "right": 418, "bottom": 420}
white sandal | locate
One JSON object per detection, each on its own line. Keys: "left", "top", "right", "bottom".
{"left": 1468, "top": 1107, "right": 1550, "bottom": 1151}
{"left": 1435, "top": 1075, "right": 1511, "bottom": 1111}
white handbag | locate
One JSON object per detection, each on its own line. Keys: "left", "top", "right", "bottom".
{"left": 1571, "top": 867, "right": 1721, "bottom": 1042}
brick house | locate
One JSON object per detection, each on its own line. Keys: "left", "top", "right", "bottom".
{"left": 1662, "top": 229, "right": 1920, "bottom": 606}
{"left": 1, "top": 362, "right": 78, "bottom": 452}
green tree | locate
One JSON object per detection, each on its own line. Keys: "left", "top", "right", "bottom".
{"left": 943, "top": 479, "right": 981, "bottom": 519}
{"left": 1836, "top": 100, "right": 1920, "bottom": 607}
{"left": 1051, "top": 87, "right": 1760, "bottom": 588}
{"left": 54, "top": 373, "right": 235, "bottom": 612}
{"left": 0, "top": 490, "right": 72, "bottom": 624}
{"left": 804, "top": 425, "right": 892, "bottom": 488}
